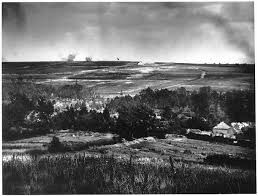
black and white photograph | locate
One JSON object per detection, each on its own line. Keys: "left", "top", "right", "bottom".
{"left": 2, "top": 1, "right": 256, "bottom": 194}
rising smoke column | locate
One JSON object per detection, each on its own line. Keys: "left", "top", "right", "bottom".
{"left": 67, "top": 54, "right": 76, "bottom": 62}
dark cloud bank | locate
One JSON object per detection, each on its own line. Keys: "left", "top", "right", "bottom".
{"left": 2, "top": 2, "right": 254, "bottom": 63}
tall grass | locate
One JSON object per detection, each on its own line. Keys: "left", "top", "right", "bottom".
{"left": 3, "top": 154, "right": 256, "bottom": 194}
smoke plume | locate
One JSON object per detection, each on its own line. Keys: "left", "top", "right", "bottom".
{"left": 67, "top": 54, "right": 76, "bottom": 62}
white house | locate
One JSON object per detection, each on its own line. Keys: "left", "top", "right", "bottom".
{"left": 212, "top": 122, "right": 236, "bottom": 138}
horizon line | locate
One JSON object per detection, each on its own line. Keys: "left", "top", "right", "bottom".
{"left": 1, "top": 60, "right": 254, "bottom": 65}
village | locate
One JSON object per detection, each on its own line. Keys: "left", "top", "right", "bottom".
{"left": 28, "top": 95, "right": 255, "bottom": 149}
{"left": 186, "top": 121, "right": 255, "bottom": 147}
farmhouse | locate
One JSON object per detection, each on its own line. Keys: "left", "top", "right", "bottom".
{"left": 212, "top": 122, "right": 236, "bottom": 138}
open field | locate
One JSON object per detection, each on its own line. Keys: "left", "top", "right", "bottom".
{"left": 2, "top": 132, "right": 256, "bottom": 194}
{"left": 2, "top": 61, "right": 254, "bottom": 97}
{"left": 2, "top": 130, "right": 119, "bottom": 157}
{"left": 3, "top": 131, "right": 255, "bottom": 165}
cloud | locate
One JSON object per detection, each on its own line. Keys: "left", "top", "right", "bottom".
{"left": 2, "top": 2, "right": 254, "bottom": 63}
{"left": 162, "top": 2, "right": 254, "bottom": 61}
{"left": 2, "top": 3, "right": 26, "bottom": 33}
{"left": 200, "top": 10, "right": 254, "bottom": 61}
{"left": 197, "top": 3, "right": 254, "bottom": 61}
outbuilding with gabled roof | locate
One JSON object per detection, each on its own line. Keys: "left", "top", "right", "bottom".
{"left": 212, "top": 122, "right": 236, "bottom": 138}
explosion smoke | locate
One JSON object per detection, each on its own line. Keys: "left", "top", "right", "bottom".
{"left": 67, "top": 53, "right": 76, "bottom": 62}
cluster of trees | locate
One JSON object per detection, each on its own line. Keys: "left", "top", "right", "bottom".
{"left": 52, "top": 105, "right": 113, "bottom": 132}
{"left": 51, "top": 102, "right": 161, "bottom": 140}
{"left": 116, "top": 104, "right": 157, "bottom": 139}
{"left": 3, "top": 92, "right": 54, "bottom": 140}
{"left": 107, "top": 86, "right": 255, "bottom": 133}
{"left": 2, "top": 81, "right": 255, "bottom": 141}
{"left": 3, "top": 91, "right": 160, "bottom": 141}
{"left": 2, "top": 78, "right": 100, "bottom": 140}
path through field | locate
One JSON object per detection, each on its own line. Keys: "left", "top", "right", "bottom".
{"left": 2, "top": 61, "right": 254, "bottom": 97}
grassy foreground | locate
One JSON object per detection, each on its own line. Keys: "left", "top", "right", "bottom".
{"left": 3, "top": 154, "right": 256, "bottom": 194}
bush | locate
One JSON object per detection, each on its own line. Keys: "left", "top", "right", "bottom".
{"left": 48, "top": 136, "right": 65, "bottom": 153}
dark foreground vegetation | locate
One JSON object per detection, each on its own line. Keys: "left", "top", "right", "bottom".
{"left": 204, "top": 154, "right": 256, "bottom": 170}
{"left": 3, "top": 154, "right": 256, "bottom": 194}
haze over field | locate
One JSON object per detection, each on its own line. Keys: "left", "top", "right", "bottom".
{"left": 2, "top": 61, "right": 255, "bottom": 97}
{"left": 2, "top": 2, "right": 254, "bottom": 63}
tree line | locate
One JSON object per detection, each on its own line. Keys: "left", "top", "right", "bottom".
{"left": 2, "top": 82, "right": 255, "bottom": 141}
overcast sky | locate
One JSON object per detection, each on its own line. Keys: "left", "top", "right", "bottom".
{"left": 2, "top": 2, "right": 254, "bottom": 63}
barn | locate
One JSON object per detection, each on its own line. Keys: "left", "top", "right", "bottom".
{"left": 212, "top": 122, "right": 236, "bottom": 138}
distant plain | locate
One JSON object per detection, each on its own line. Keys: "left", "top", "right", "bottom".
{"left": 2, "top": 61, "right": 254, "bottom": 97}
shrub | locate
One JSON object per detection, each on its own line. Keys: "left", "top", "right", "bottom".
{"left": 48, "top": 136, "right": 65, "bottom": 153}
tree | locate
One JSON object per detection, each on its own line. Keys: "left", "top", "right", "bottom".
{"left": 116, "top": 104, "right": 156, "bottom": 140}
{"left": 8, "top": 92, "right": 34, "bottom": 126}
{"left": 102, "top": 107, "right": 115, "bottom": 132}
{"left": 103, "top": 107, "right": 111, "bottom": 122}
{"left": 79, "top": 102, "right": 88, "bottom": 115}
{"left": 222, "top": 90, "right": 255, "bottom": 122}
{"left": 35, "top": 97, "right": 54, "bottom": 124}
{"left": 139, "top": 87, "right": 155, "bottom": 107}
{"left": 2, "top": 92, "right": 34, "bottom": 140}
{"left": 176, "top": 87, "right": 188, "bottom": 107}
{"left": 190, "top": 87, "right": 211, "bottom": 118}
{"left": 161, "top": 106, "right": 173, "bottom": 120}
{"left": 184, "top": 117, "right": 210, "bottom": 131}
